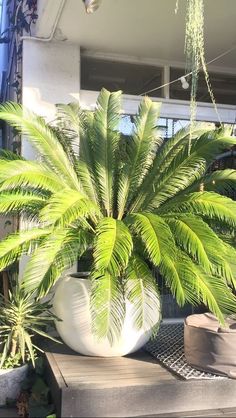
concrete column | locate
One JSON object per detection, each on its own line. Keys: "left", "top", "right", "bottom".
{"left": 22, "top": 39, "right": 80, "bottom": 158}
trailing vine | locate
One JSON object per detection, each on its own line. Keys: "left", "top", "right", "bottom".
{"left": 176, "top": 0, "right": 221, "bottom": 153}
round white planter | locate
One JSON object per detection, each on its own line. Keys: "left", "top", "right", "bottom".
{"left": 53, "top": 274, "right": 161, "bottom": 357}
{"left": 0, "top": 364, "right": 28, "bottom": 406}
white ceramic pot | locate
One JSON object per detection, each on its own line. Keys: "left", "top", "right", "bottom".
{"left": 53, "top": 273, "right": 160, "bottom": 357}
{"left": 0, "top": 364, "right": 28, "bottom": 406}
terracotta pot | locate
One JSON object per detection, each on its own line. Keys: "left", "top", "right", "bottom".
{"left": 53, "top": 273, "right": 160, "bottom": 357}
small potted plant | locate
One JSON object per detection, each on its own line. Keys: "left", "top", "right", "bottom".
{"left": 0, "top": 288, "right": 59, "bottom": 406}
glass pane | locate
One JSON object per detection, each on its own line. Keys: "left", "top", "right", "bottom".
{"left": 170, "top": 67, "right": 236, "bottom": 105}
{"left": 119, "top": 115, "right": 134, "bottom": 135}
{"left": 81, "top": 56, "right": 164, "bottom": 97}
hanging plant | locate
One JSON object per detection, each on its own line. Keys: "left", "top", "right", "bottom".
{"left": 176, "top": 0, "right": 221, "bottom": 153}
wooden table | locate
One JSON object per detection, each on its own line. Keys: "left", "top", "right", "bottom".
{"left": 45, "top": 343, "right": 236, "bottom": 417}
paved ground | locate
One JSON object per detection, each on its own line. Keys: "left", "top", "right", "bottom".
{"left": 0, "top": 408, "right": 18, "bottom": 417}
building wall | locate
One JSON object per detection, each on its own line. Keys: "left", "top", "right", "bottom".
{"left": 22, "top": 39, "right": 80, "bottom": 158}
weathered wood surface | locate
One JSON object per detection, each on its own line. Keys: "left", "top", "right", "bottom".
{"left": 45, "top": 343, "right": 236, "bottom": 418}
{"left": 148, "top": 408, "right": 236, "bottom": 417}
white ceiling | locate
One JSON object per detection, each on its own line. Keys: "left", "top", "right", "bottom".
{"left": 56, "top": 0, "right": 236, "bottom": 70}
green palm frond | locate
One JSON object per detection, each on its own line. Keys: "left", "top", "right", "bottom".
{"left": 187, "top": 169, "right": 236, "bottom": 195}
{"left": 221, "top": 243, "right": 236, "bottom": 288}
{"left": 0, "top": 191, "right": 46, "bottom": 214}
{"left": 126, "top": 213, "right": 162, "bottom": 266}
{"left": 159, "top": 253, "right": 187, "bottom": 306}
{"left": 117, "top": 98, "right": 161, "bottom": 219}
{"left": 48, "top": 126, "right": 79, "bottom": 178}
{"left": 125, "top": 255, "right": 160, "bottom": 332}
{"left": 150, "top": 130, "right": 236, "bottom": 210}
{"left": 190, "top": 265, "right": 236, "bottom": 322}
{"left": 0, "top": 149, "right": 25, "bottom": 161}
{"left": 21, "top": 228, "right": 91, "bottom": 296}
{"left": 55, "top": 102, "right": 82, "bottom": 156}
{"left": 39, "top": 188, "right": 100, "bottom": 227}
{"left": 159, "top": 249, "right": 236, "bottom": 321}
{"left": 93, "top": 217, "right": 133, "bottom": 276}
{"left": 133, "top": 129, "right": 236, "bottom": 211}
{"left": 0, "top": 102, "right": 80, "bottom": 190}
{"left": 165, "top": 215, "right": 212, "bottom": 271}
{"left": 0, "top": 160, "right": 63, "bottom": 193}
{"left": 127, "top": 213, "right": 179, "bottom": 267}
{"left": 90, "top": 271, "right": 125, "bottom": 344}
{"left": 56, "top": 104, "right": 99, "bottom": 203}
{"left": 127, "top": 212, "right": 187, "bottom": 305}
{"left": 165, "top": 214, "right": 235, "bottom": 283}
{"left": 93, "top": 88, "right": 122, "bottom": 216}
{"left": 160, "top": 192, "right": 236, "bottom": 227}
{"left": 130, "top": 123, "right": 212, "bottom": 211}
{"left": 0, "top": 228, "right": 51, "bottom": 271}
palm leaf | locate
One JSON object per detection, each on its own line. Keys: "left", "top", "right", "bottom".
{"left": 125, "top": 255, "right": 160, "bottom": 332}
{"left": 93, "top": 88, "right": 122, "bottom": 216}
{"left": 93, "top": 217, "right": 133, "bottom": 276}
{"left": 0, "top": 102, "right": 80, "bottom": 190}
{"left": 54, "top": 102, "right": 82, "bottom": 157}
{"left": 39, "top": 188, "right": 100, "bottom": 227}
{"left": 168, "top": 253, "right": 231, "bottom": 322}
{"left": 0, "top": 228, "right": 51, "bottom": 271}
{"left": 159, "top": 253, "right": 186, "bottom": 306}
{"left": 22, "top": 228, "right": 92, "bottom": 296}
{"left": 187, "top": 169, "right": 236, "bottom": 195}
{"left": 117, "top": 98, "right": 161, "bottom": 219}
{"left": 0, "top": 149, "right": 25, "bottom": 161}
{"left": 90, "top": 271, "right": 125, "bottom": 344}
{"left": 126, "top": 213, "right": 162, "bottom": 266}
{"left": 165, "top": 214, "right": 235, "bottom": 283}
{"left": 56, "top": 103, "right": 99, "bottom": 203}
{"left": 0, "top": 191, "right": 46, "bottom": 214}
{"left": 135, "top": 129, "right": 236, "bottom": 211}
{"left": 130, "top": 123, "right": 212, "bottom": 211}
{"left": 165, "top": 215, "right": 212, "bottom": 272}
{"left": 190, "top": 265, "right": 236, "bottom": 322}
{"left": 127, "top": 212, "right": 186, "bottom": 305}
{"left": 160, "top": 191, "right": 236, "bottom": 227}
{"left": 0, "top": 159, "right": 64, "bottom": 193}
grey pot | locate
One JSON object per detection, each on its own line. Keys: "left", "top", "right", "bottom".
{"left": 0, "top": 364, "right": 28, "bottom": 406}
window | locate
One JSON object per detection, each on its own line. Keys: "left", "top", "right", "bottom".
{"left": 170, "top": 67, "right": 236, "bottom": 105}
{"left": 81, "top": 56, "right": 164, "bottom": 97}
{"left": 119, "top": 114, "right": 189, "bottom": 139}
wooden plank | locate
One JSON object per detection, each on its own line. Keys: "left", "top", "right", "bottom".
{"left": 44, "top": 351, "right": 67, "bottom": 417}
{"left": 60, "top": 369, "right": 170, "bottom": 377}
{"left": 57, "top": 361, "right": 170, "bottom": 372}
{"left": 60, "top": 380, "right": 236, "bottom": 417}
{"left": 150, "top": 408, "right": 236, "bottom": 417}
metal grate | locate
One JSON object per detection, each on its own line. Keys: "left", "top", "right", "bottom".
{"left": 145, "top": 323, "right": 226, "bottom": 380}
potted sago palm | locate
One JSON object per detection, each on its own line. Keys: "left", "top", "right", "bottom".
{"left": 0, "top": 89, "right": 235, "bottom": 356}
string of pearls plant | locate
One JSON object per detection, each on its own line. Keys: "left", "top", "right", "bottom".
{"left": 176, "top": 0, "right": 221, "bottom": 154}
